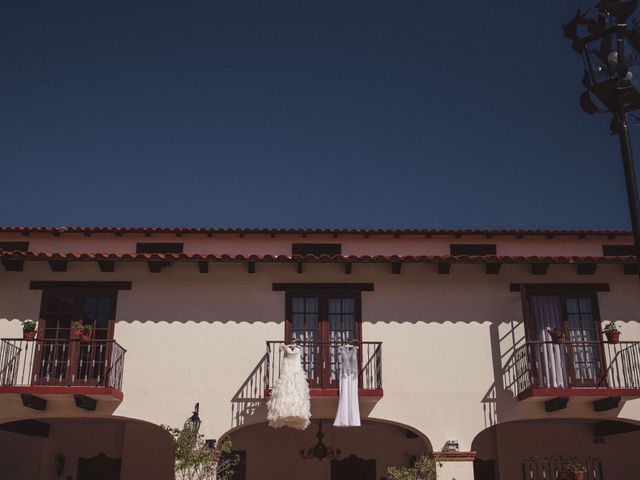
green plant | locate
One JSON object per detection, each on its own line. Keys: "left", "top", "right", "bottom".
{"left": 71, "top": 321, "right": 83, "bottom": 333}
{"left": 22, "top": 320, "right": 37, "bottom": 332}
{"left": 82, "top": 324, "right": 93, "bottom": 334}
{"left": 386, "top": 455, "right": 442, "bottom": 480}
{"left": 163, "top": 424, "right": 239, "bottom": 480}
{"left": 603, "top": 321, "right": 620, "bottom": 334}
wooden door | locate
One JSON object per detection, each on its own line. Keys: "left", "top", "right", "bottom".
{"left": 331, "top": 455, "right": 375, "bottom": 480}
{"left": 35, "top": 289, "right": 116, "bottom": 386}
{"left": 326, "top": 295, "right": 359, "bottom": 388}
{"left": 286, "top": 291, "right": 361, "bottom": 389}
{"left": 77, "top": 453, "right": 121, "bottom": 480}
{"left": 35, "top": 293, "right": 74, "bottom": 385}
{"left": 564, "top": 295, "right": 605, "bottom": 387}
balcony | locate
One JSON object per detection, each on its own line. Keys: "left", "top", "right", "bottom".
{"left": 511, "top": 340, "right": 640, "bottom": 402}
{"left": 0, "top": 338, "right": 126, "bottom": 402}
{"left": 265, "top": 341, "right": 383, "bottom": 397}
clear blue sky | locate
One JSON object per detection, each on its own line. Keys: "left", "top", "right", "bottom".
{"left": 0, "top": 1, "right": 637, "bottom": 229}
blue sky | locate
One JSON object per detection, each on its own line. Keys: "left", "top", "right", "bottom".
{"left": 0, "top": 1, "right": 637, "bottom": 229}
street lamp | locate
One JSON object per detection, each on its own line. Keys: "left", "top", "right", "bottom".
{"left": 564, "top": 0, "right": 640, "bottom": 276}
{"left": 188, "top": 402, "right": 202, "bottom": 433}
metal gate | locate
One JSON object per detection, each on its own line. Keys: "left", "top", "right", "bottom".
{"left": 522, "top": 455, "right": 603, "bottom": 480}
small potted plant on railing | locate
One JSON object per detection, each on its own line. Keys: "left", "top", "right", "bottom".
{"left": 602, "top": 321, "right": 621, "bottom": 344}
{"left": 70, "top": 321, "right": 83, "bottom": 340}
{"left": 560, "top": 463, "right": 586, "bottom": 480}
{"left": 80, "top": 324, "right": 93, "bottom": 342}
{"left": 548, "top": 327, "right": 565, "bottom": 344}
{"left": 22, "top": 320, "right": 37, "bottom": 340}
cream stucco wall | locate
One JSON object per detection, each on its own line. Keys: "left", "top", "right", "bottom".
{"left": 1, "top": 234, "right": 640, "bottom": 480}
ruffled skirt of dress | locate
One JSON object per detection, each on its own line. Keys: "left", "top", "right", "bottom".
{"left": 267, "top": 369, "right": 311, "bottom": 430}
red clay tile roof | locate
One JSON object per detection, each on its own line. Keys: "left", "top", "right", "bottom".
{"left": 0, "top": 250, "right": 635, "bottom": 264}
{"left": 0, "top": 227, "right": 632, "bottom": 237}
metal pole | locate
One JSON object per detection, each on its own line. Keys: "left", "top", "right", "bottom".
{"left": 615, "top": 111, "right": 640, "bottom": 278}
{"left": 615, "top": 20, "right": 640, "bottom": 279}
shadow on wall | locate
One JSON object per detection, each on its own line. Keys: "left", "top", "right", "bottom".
{"left": 480, "top": 320, "right": 526, "bottom": 428}
{"left": 231, "top": 353, "right": 269, "bottom": 428}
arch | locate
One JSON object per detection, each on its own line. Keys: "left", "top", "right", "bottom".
{"left": 471, "top": 418, "right": 640, "bottom": 480}
{"left": 0, "top": 415, "right": 174, "bottom": 480}
{"left": 222, "top": 418, "right": 433, "bottom": 480}
{"left": 220, "top": 415, "right": 433, "bottom": 451}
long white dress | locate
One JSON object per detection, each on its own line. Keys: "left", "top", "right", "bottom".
{"left": 267, "top": 344, "right": 311, "bottom": 430}
{"left": 334, "top": 345, "right": 361, "bottom": 427}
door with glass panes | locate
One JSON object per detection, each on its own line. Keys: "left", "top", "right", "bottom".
{"left": 34, "top": 288, "right": 116, "bottom": 386}
{"left": 285, "top": 291, "right": 361, "bottom": 389}
{"left": 526, "top": 289, "right": 605, "bottom": 387}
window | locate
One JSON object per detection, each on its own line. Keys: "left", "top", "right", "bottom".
{"left": 602, "top": 244, "right": 636, "bottom": 256}
{"left": 136, "top": 242, "right": 184, "bottom": 254}
{"left": 449, "top": 244, "right": 497, "bottom": 255}
{"left": 521, "top": 285, "right": 605, "bottom": 387}
{"left": 40, "top": 289, "right": 116, "bottom": 341}
{"left": 0, "top": 241, "right": 29, "bottom": 251}
{"left": 291, "top": 243, "right": 342, "bottom": 256}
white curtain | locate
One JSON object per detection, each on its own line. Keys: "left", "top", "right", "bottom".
{"left": 530, "top": 295, "right": 568, "bottom": 388}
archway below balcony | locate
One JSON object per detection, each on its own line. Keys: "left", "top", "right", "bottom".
{"left": 224, "top": 418, "right": 431, "bottom": 480}
{"left": 0, "top": 416, "right": 173, "bottom": 480}
{"left": 471, "top": 418, "right": 640, "bottom": 480}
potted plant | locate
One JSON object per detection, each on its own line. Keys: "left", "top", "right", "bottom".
{"left": 70, "top": 321, "right": 83, "bottom": 340}
{"left": 560, "top": 463, "right": 586, "bottom": 480}
{"left": 80, "top": 324, "right": 93, "bottom": 342}
{"left": 603, "top": 321, "right": 621, "bottom": 343}
{"left": 548, "top": 327, "right": 565, "bottom": 344}
{"left": 22, "top": 320, "right": 37, "bottom": 340}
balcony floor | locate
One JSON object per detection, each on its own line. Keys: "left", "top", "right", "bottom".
{"left": 264, "top": 388, "right": 383, "bottom": 398}
{"left": 518, "top": 387, "right": 640, "bottom": 401}
{"left": 0, "top": 386, "right": 123, "bottom": 401}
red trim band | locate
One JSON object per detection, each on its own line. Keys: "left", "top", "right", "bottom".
{"left": 0, "top": 386, "right": 124, "bottom": 401}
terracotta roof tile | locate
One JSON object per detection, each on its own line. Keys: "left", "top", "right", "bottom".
{"left": 0, "top": 226, "right": 632, "bottom": 237}
{"left": 0, "top": 250, "right": 635, "bottom": 264}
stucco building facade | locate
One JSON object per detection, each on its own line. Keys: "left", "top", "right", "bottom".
{"left": 0, "top": 227, "right": 639, "bottom": 479}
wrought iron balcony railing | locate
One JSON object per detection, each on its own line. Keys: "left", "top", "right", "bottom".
{"left": 509, "top": 340, "right": 640, "bottom": 397}
{"left": 265, "top": 341, "right": 382, "bottom": 393}
{"left": 0, "top": 338, "right": 126, "bottom": 391}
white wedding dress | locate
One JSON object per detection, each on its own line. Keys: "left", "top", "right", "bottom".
{"left": 267, "top": 344, "right": 311, "bottom": 430}
{"left": 334, "top": 345, "right": 361, "bottom": 427}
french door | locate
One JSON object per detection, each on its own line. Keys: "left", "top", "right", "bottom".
{"left": 35, "top": 288, "right": 116, "bottom": 386}
{"left": 285, "top": 291, "right": 361, "bottom": 389}
{"left": 526, "top": 290, "right": 605, "bottom": 387}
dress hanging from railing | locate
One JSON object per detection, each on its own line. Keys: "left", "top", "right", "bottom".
{"left": 267, "top": 344, "right": 311, "bottom": 430}
{"left": 334, "top": 345, "right": 361, "bottom": 427}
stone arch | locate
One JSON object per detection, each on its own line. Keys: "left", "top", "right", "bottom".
{"left": 220, "top": 415, "right": 433, "bottom": 451}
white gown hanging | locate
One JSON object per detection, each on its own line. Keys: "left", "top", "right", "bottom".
{"left": 267, "top": 344, "right": 311, "bottom": 430}
{"left": 334, "top": 345, "right": 361, "bottom": 427}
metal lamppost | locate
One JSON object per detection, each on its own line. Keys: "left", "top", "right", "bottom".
{"left": 564, "top": 0, "right": 640, "bottom": 276}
